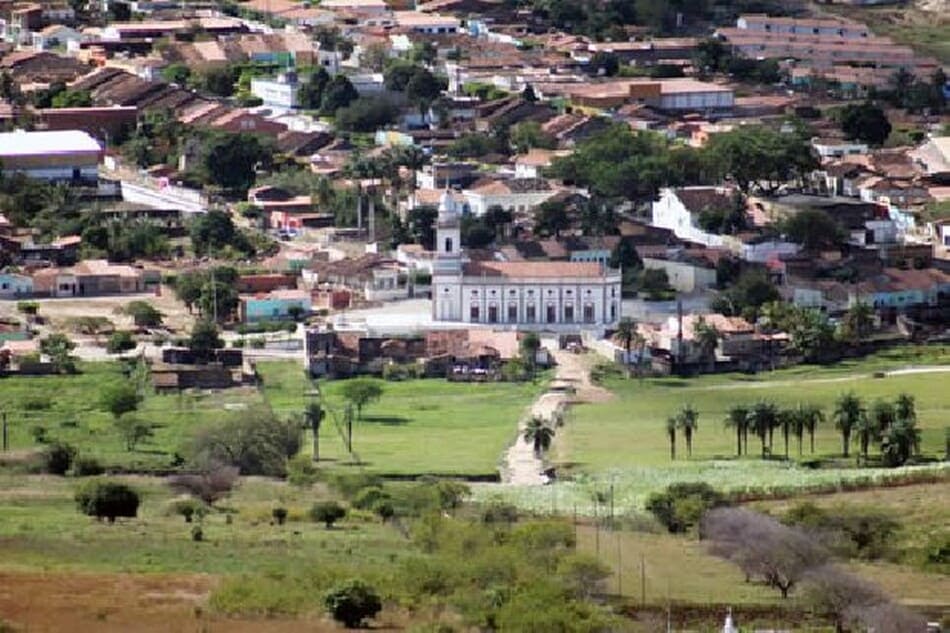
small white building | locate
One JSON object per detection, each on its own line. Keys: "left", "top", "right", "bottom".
{"left": 463, "top": 178, "right": 558, "bottom": 216}
{"left": 0, "top": 129, "right": 101, "bottom": 182}
{"left": 251, "top": 73, "right": 301, "bottom": 109}
{"left": 812, "top": 138, "right": 868, "bottom": 159}
{"left": 392, "top": 11, "right": 460, "bottom": 34}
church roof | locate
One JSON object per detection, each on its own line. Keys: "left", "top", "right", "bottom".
{"left": 463, "top": 260, "right": 605, "bottom": 279}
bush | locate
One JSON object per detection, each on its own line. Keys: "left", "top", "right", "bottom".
{"left": 373, "top": 499, "right": 395, "bottom": 522}
{"left": 310, "top": 501, "right": 347, "bottom": 528}
{"left": 75, "top": 480, "right": 140, "bottom": 522}
{"left": 272, "top": 507, "right": 288, "bottom": 525}
{"left": 646, "top": 482, "right": 727, "bottom": 533}
{"left": 231, "top": 338, "right": 246, "bottom": 348}
{"left": 783, "top": 503, "right": 900, "bottom": 560}
{"left": 250, "top": 336, "right": 266, "bottom": 349}
{"left": 323, "top": 579, "right": 382, "bottom": 628}
{"left": 286, "top": 454, "right": 321, "bottom": 487}
{"left": 328, "top": 472, "right": 382, "bottom": 499}
{"left": 30, "top": 425, "right": 49, "bottom": 444}
{"left": 352, "top": 486, "right": 390, "bottom": 510}
{"left": 191, "top": 525, "right": 204, "bottom": 541}
{"left": 22, "top": 396, "right": 50, "bottom": 411}
{"left": 106, "top": 330, "right": 136, "bottom": 354}
{"left": 43, "top": 442, "right": 76, "bottom": 475}
{"left": 71, "top": 456, "right": 104, "bottom": 477}
{"left": 168, "top": 498, "right": 205, "bottom": 523}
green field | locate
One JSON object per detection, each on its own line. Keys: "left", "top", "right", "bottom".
{"left": 258, "top": 362, "right": 549, "bottom": 477}
{"left": 476, "top": 347, "right": 950, "bottom": 514}
{"left": 0, "top": 363, "right": 261, "bottom": 471}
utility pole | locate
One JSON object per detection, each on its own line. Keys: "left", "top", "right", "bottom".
{"left": 640, "top": 553, "right": 646, "bottom": 605}
{"left": 617, "top": 531, "right": 623, "bottom": 596}
{"left": 345, "top": 403, "right": 353, "bottom": 454}
{"left": 2, "top": 410, "right": 7, "bottom": 452}
{"left": 211, "top": 267, "right": 218, "bottom": 323}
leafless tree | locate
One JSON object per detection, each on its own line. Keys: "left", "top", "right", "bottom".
{"left": 845, "top": 601, "right": 928, "bottom": 633}
{"left": 703, "top": 508, "right": 826, "bottom": 598}
{"left": 800, "top": 565, "right": 885, "bottom": 633}
{"left": 168, "top": 463, "right": 239, "bottom": 506}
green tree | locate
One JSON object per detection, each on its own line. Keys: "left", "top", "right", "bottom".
{"left": 519, "top": 331, "right": 541, "bottom": 377}
{"left": 510, "top": 121, "right": 557, "bottom": 153}
{"left": 198, "top": 132, "right": 272, "bottom": 193}
{"left": 833, "top": 392, "right": 864, "bottom": 459}
{"left": 705, "top": 124, "right": 817, "bottom": 195}
{"left": 693, "top": 316, "right": 719, "bottom": 371}
{"left": 75, "top": 481, "right": 140, "bottom": 523}
{"left": 323, "top": 579, "right": 381, "bottom": 628}
{"left": 749, "top": 401, "right": 778, "bottom": 458}
{"left": 881, "top": 418, "right": 920, "bottom": 467}
{"left": 196, "top": 66, "right": 237, "bottom": 97}
{"left": 321, "top": 74, "right": 359, "bottom": 114}
{"left": 115, "top": 415, "right": 154, "bottom": 451}
{"left": 405, "top": 67, "right": 445, "bottom": 117}
{"left": 676, "top": 404, "right": 698, "bottom": 458}
{"left": 724, "top": 405, "right": 749, "bottom": 457}
{"left": 100, "top": 382, "right": 142, "bottom": 419}
{"left": 124, "top": 300, "right": 163, "bottom": 327}
{"left": 839, "top": 102, "right": 891, "bottom": 146}
{"left": 190, "top": 210, "right": 238, "bottom": 256}
{"left": 188, "top": 319, "right": 223, "bottom": 362}
{"left": 311, "top": 501, "right": 348, "bottom": 529}
{"left": 106, "top": 330, "right": 136, "bottom": 354}
{"left": 161, "top": 63, "right": 191, "bottom": 85}
{"left": 173, "top": 271, "right": 204, "bottom": 313}
{"left": 339, "top": 378, "right": 384, "bottom": 420}
{"left": 523, "top": 416, "right": 555, "bottom": 457}
{"left": 39, "top": 333, "right": 76, "bottom": 373}
{"left": 191, "top": 406, "right": 300, "bottom": 476}
{"left": 665, "top": 416, "right": 677, "bottom": 461}
{"left": 781, "top": 209, "right": 845, "bottom": 252}
{"left": 839, "top": 302, "right": 875, "bottom": 344}
{"left": 798, "top": 403, "right": 824, "bottom": 454}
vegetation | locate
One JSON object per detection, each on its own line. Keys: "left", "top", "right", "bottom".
{"left": 323, "top": 579, "right": 381, "bottom": 628}
{"left": 75, "top": 480, "right": 140, "bottom": 523}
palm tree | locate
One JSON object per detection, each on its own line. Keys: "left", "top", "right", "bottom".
{"left": 677, "top": 405, "right": 698, "bottom": 458}
{"left": 833, "top": 392, "right": 864, "bottom": 458}
{"left": 724, "top": 405, "right": 749, "bottom": 457}
{"left": 392, "top": 145, "right": 428, "bottom": 197}
{"left": 788, "top": 404, "right": 807, "bottom": 456}
{"left": 665, "top": 416, "right": 677, "bottom": 461}
{"left": 895, "top": 393, "right": 916, "bottom": 424}
{"left": 798, "top": 404, "right": 823, "bottom": 454}
{"left": 616, "top": 317, "right": 636, "bottom": 375}
{"left": 778, "top": 408, "right": 794, "bottom": 459}
{"left": 882, "top": 419, "right": 921, "bottom": 467}
{"left": 523, "top": 416, "right": 555, "bottom": 457}
{"left": 854, "top": 412, "right": 881, "bottom": 464}
{"left": 841, "top": 301, "right": 875, "bottom": 343}
{"left": 870, "top": 399, "right": 896, "bottom": 435}
{"left": 749, "top": 401, "right": 778, "bottom": 458}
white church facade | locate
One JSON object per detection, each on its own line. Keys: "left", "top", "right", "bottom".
{"left": 431, "top": 192, "right": 622, "bottom": 329}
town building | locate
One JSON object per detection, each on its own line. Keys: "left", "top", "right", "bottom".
{"left": 0, "top": 129, "right": 101, "bottom": 183}
{"left": 240, "top": 289, "right": 311, "bottom": 323}
{"left": 431, "top": 192, "right": 622, "bottom": 329}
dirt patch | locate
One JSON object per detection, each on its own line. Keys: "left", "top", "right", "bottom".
{"left": 0, "top": 570, "right": 345, "bottom": 632}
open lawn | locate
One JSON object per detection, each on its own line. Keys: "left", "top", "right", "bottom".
{"left": 825, "top": 3, "right": 950, "bottom": 64}
{"left": 476, "top": 347, "right": 950, "bottom": 514}
{"left": 257, "top": 362, "right": 549, "bottom": 477}
{"left": 0, "top": 363, "right": 262, "bottom": 471}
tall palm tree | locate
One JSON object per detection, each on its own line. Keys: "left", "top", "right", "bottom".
{"left": 870, "top": 399, "right": 896, "bottom": 436}
{"left": 841, "top": 301, "right": 875, "bottom": 343}
{"left": 895, "top": 393, "right": 916, "bottom": 424}
{"left": 798, "top": 403, "right": 823, "bottom": 454}
{"left": 677, "top": 405, "right": 699, "bottom": 458}
{"left": 789, "top": 404, "right": 808, "bottom": 456}
{"left": 523, "top": 416, "right": 555, "bottom": 457}
{"left": 882, "top": 419, "right": 921, "bottom": 467}
{"left": 665, "top": 416, "right": 677, "bottom": 461}
{"left": 778, "top": 408, "right": 794, "bottom": 459}
{"left": 392, "top": 144, "right": 428, "bottom": 197}
{"left": 749, "top": 401, "right": 778, "bottom": 458}
{"left": 724, "top": 405, "right": 749, "bottom": 457}
{"left": 833, "top": 392, "right": 864, "bottom": 459}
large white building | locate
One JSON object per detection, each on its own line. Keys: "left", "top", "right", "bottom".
{"left": 0, "top": 129, "right": 101, "bottom": 183}
{"left": 431, "top": 192, "right": 622, "bottom": 330}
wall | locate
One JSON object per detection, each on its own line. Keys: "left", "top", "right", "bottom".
{"left": 642, "top": 257, "right": 717, "bottom": 292}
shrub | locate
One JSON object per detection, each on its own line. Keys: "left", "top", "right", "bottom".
{"left": 22, "top": 396, "right": 51, "bottom": 411}
{"left": 231, "top": 338, "right": 246, "bottom": 348}
{"left": 328, "top": 472, "right": 382, "bottom": 498}
{"left": 30, "top": 425, "right": 49, "bottom": 444}
{"left": 272, "top": 507, "right": 288, "bottom": 525}
{"left": 783, "top": 503, "right": 900, "bottom": 560}
{"left": 373, "top": 499, "right": 395, "bottom": 522}
{"left": 75, "top": 481, "right": 140, "bottom": 523}
{"left": 250, "top": 336, "right": 266, "bottom": 349}
{"left": 352, "top": 486, "right": 390, "bottom": 510}
{"left": 43, "top": 442, "right": 76, "bottom": 475}
{"left": 191, "top": 525, "right": 204, "bottom": 541}
{"left": 323, "top": 579, "right": 382, "bottom": 628}
{"left": 168, "top": 465, "right": 239, "bottom": 505}
{"left": 482, "top": 503, "right": 519, "bottom": 525}
{"left": 71, "top": 456, "right": 104, "bottom": 477}
{"left": 106, "top": 330, "right": 136, "bottom": 354}
{"left": 310, "top": 501, "right": 347, "bottom": 528}
{"left": 646, "top": 482, "right": 728, "bottom": 533}
{"left": 168, "top": 498, "right": 205, "bottom": 523}
{"left": 286, "top": 454, "right": 321, "bottom": 487}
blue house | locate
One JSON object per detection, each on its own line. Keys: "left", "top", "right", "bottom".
{"left": 0, "top": 273, "right": 33, "bottom": 298}
{"left": 240, "top": 289, "right": 311, "bottom": 323}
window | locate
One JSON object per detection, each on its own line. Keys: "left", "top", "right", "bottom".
{"left": 470, "top": 305, "right": 480, "bottom": 321}
{"left": 488, "top": 304, "right": 498, "bottom": 323}
{"left": 610, "top": 302, "right": 617, "bottom": 320}
{"left": 546, "top": 304, "right": 556, "bottom": 323}
{"left": 526, "top": 304, "right": 536, "bottom": 323}
{"left": 564, "top": 305, "right": 574, "bottom": 323}
{"left": 445, "top": 237, "right": 453, "bottom": 253}
{"left": 508, "top": 303, "right": 518, "bottom": 322}
{"left": 583, "top": 303, "right": 595, "bottom": 323}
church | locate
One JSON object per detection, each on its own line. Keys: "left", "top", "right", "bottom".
{"left": 431, "top": 192, "right": 623, "bottom": 329}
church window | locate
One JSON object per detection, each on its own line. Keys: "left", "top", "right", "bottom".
{"left": 445, "top": 237, "right": 453, "bottom": 253}
{"left": 507, "top": 303, "right": 518, "bottom": 322}
{"left": 610, "top": 302, "right": 617, "bottom": 320}
{"left": 564, "top": 304, "right": 574, "bottom": 323}
{"left": 546, "top": 304, "right": 556, "bottom": 323}
{"left": 583, "top": 303, "right": 595, "bottom": 323}
{"left": 488, "top": 304, "right": 498, "bottom": 323}
{"left": 525, "top": 304, "right": 536, "bottom": 323}
{"left": 470, "top": 305, "right": 480, "bottom": 321}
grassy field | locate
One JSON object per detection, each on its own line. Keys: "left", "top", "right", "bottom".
{"left": 826, "top": 4, "right": 950, "bottom": 64}
{"left": 0, "top": 363, "right": 262, "bottom": 471}
{"left": 257, "top": 362, "right": 549, "bottom": 477}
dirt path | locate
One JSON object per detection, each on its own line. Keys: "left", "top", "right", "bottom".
{"left": 692, "top": 365, "right": 950, "bottom": 392}
{"left": 501, "top": 349, "right": 612, "bottom": 485}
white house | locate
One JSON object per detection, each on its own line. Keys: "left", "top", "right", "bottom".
{"left": 0, "top": 130, "right": 101, "bottom": 182}
{"left": 642, "top": 256, "right": 717, "bottom": 293}
{"left": 31, "top": 24, "right": 82, "bottom": 50}
{"left": 812, "top": 138, "right": 868, "bottom": 159}
{"left": 651, "top": 187, "right": 731, "bottom": 248}
{"left": 392, "top": 11, "right": 460, "bottom": 34}
{"left": 463, "top": 178, "right": 558, "bottom": 216}
{"left": 251, "top": 73, "right": 301, "bottom": 109}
